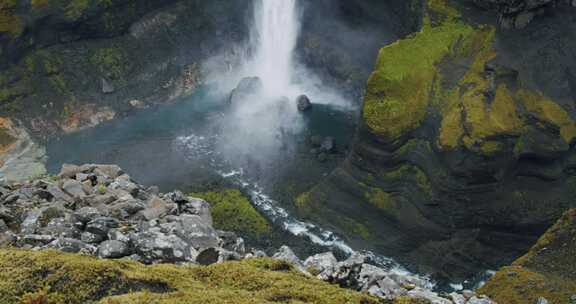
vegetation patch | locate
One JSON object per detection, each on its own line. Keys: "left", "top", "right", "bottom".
{"left": 0, "top": 249, "right": 379, "bottom": 304}
{"left": 191, "top": 189, "right": 272, "bottom": 240}
{"left": 362, "top": 0, "right": 492, "bottom": 141}
{"left": 0, "top": 0, "right": 23, "bottom": 38}
{"left": 480, "top": 209, "right": 576, "bottom": 303}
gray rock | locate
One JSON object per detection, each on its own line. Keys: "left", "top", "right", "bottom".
{"left": 132, "top": 230, "right": 195, "bottom": 263}
{"left": 81, "top": 231, "right": 105, "bottom": 244}
{"left": 85, "top": 217, "right": 120, "bottom": 237}
{"left": 98, "top": 240, "right": 130, "bottom": 258}
{"left": 20, "top": 234, "right": 55, "bottom": 247}
{"left": 107, "top": 229, "right": 131, "bottom": 243}
{"left": 375, "top": 277, "right": 407, "bottom": 298}
{"left": 184, "top": 198, "right": 213, "bottom": 225}
{"left": 462, "top": 290, "right": 476, "bottom": 299}
{"left": 450, "top": 292, "right": 467, "bottom": 304}
{"left": 62, "top": 179, "right": 86, "bottom": 198}
{"left": 20, "top": 209, "right": 42, "bottom": 234}
{"left": 92, "top": 164, "right": 123, "bottom": 178}
{"left": 358, "top": 263, "right": 388, "bottom": 290}
{"left": 2, "top": 193, "right": 19, "bottom": 204}
{"left": 40, "top": 218, "right": 81, "bottom": 238}
{"left": 273, "top": 245, "right": 303, "bottom": 269}
{"left": 109, "top": 199, "right": 145, "bottom": 219}
{"left": 139, "top": 197, "right": 169, "bottom": 220}
{"left": 407, "top": 289, "right": 452, "bottom": 304}
{"left": 59, "top": 164, "right": 82, "bottom": 179}
{"left": 303, "top": 252, "right": 337, "bottom": 279}
{"left": 46, "top": 184, "right": 74, "bottom": 203}
{"left": 175, "top": 214, "right": 219, "bottom": 249}
{"left": 74, "top": 207, "right": 102, "bottom": 224}
{"left": 47, "top": 238, "right": 97, "bottom": 254}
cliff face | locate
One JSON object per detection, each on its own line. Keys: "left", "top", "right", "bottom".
{"left": 0, "top": 0, "right": 250, "bottom": 137}
{"left": 297, "top": 0, "right": 576, "bottom": 281}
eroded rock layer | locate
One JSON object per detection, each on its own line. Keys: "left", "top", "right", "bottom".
{"left": 297, "top": 0, "right": 576, "bottom": 280}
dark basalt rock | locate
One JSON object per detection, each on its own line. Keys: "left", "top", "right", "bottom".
{"left": 296, "top": 94, "right": 312, "bottom": 112}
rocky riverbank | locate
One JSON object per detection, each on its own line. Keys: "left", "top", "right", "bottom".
{"left": 0, "top": 163, "right": 495, "bottom": 303}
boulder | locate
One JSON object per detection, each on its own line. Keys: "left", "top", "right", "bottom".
{"left": 273, "top": 245, "right": 304, "bottom": 270}
{"left": 196, "top": 247, "right": 220, "bottom": 265}
{"left": 139, "top": 197, "right": 169, "bottom": 220}
{"left": 85, "top": 217, "right": 120, "bottom": 237}
{"left": 62, "top": 179, "right": 86, "bottom": 199}
{"left": 296, "top": 94, "right": 312, "bottom": 112}
{"left": 98, "top": 240, "right": 130, "bottom": 258}
{"left": 59, "top": 164, "right": 82, "bottom": 179}
{"left": 174, "top": 214, "right": 220, "bottom": 249}
{"left": 132, "top": 230, "right": 195, "bottom": 263}
{"left": 303, "top": 252, "right": 338, "bottom": 279}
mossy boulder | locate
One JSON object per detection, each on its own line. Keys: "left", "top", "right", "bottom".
{"left": 479, "top": 209, "right": 576, "bottom": 304}
{"left": 191, "top": 189, "right": 272, "bottom": 241}
{"left": 0, "top": 249, "right": 379, "bottom": 304}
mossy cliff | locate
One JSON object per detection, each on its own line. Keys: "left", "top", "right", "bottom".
{"left": 0, "top": 249, "right": 379, "bottom": 304}
{"left": 296, "top": 0, "right": 576, "bottom": 281}
{"left": 479, "top": 208, "right": 576, "bottom": 304}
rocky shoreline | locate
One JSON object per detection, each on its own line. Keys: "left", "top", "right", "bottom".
{"left": 0, "top": 163, "right": 494, "bottom": 303}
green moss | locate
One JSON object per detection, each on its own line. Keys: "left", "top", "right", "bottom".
{"left": 191, "top": 189, "right": 272, "bottom": 240}
{"left": 362, "top": 0, "right": 491, "bottom": 141}
{"left": 519, "top": 89, "right": 576, "bottom": 144}
{"left": 364, "top": 188, "right": 394, "bottom": 211}
{"left": 0, "top": 249, "right": 379, "bottom": 304}
{"left": 0, "top": 0, "right": 22, "bottom": 38}
{"left": 65, "top": 0, "right": 90, "bottom": 20}
{"left": 414, "top": 167, "right": 433, "bottom": 196}
{"left": 91, "top": 45, "right": 127, "bottom": 82}
{"left": 340, "top": 217, "right": 372, "bottom": 241}
{"left": 31, "top": 0, "right": 49, "bottom": 9}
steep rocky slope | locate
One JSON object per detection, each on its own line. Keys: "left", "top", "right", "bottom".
{"left": 296, "top": 0, "right": 576, "bottom": 281}
{"left": 479, "top": 208, "right": 576, "bottom": 303}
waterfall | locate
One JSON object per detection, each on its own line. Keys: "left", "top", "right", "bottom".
{"left": 251, "top": 0, "right": 301, "bottom": 97}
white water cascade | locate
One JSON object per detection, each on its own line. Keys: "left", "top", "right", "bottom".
{"left": 250, "top": 0, "right": 300, "bottom": 97}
